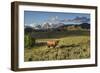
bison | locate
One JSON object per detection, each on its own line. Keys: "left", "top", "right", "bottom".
{"left": 47, "top": 40, "right": 59, "bottom": 48}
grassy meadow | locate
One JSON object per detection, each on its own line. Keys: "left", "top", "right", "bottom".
{"left": 24, "top": 30, "right": 90, "bottom": 61}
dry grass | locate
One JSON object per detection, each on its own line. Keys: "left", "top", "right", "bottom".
{"left": 24, "top": 35, "right": 90, "bottom": 61}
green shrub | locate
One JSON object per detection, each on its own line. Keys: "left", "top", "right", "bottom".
{"left": 24, "top": 34, "right": 35, "bottom": 48}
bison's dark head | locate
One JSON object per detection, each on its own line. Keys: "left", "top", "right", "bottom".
{"left": 56, "top": 40, "right": 60, "bottom": 44}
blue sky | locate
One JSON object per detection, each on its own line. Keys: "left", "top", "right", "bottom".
{"left": 24, "top": 11, "right": 90, "bottom": 26}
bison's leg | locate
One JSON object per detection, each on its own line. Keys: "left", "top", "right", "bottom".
{"left": 47, "top": 45, "right": 50, "bottom": 48}
{"left": 53, "top": 45, "right": 56, "bottom": 48}
{"left": 53, "top": 44, "right": 58, "bottom": 48}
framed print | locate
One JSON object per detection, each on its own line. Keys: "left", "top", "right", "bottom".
{"left": 11, "top": 1, "right": 97, "bottom": 71}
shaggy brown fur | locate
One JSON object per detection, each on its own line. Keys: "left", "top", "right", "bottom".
{"left": 47, "top": 40, "right": 59, "bottom": 48}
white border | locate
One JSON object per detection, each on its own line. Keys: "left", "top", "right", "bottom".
{"left": 18, "top": 5, "right": 96, "bottom": 68}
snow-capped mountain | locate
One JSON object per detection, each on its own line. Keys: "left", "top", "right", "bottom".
{"left": 25, "top": 22, "right": 64, "bottom": 29}
{"left": 24, "top": 16, "right": 90, "bottom": 30}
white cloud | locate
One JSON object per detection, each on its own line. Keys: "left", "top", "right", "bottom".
{"left": 25, "top": 23, "right": 36, "bottom": 27}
